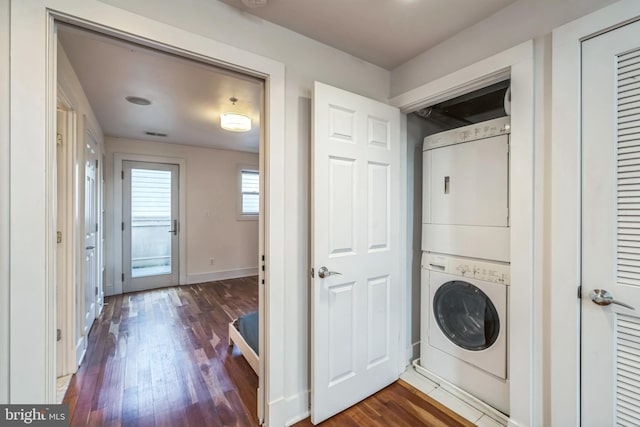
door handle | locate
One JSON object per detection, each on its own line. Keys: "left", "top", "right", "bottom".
{"left": 86, "top": 246, "right": 95, "bottom": 250}
{"left": 168, "top": 219, "right": 178, "bottom": 236}
{"left": 589, "top": 289, "right": 635, "bottom": 310}
{"left": 318, "top": 266, "right": 341, "bottom": 279}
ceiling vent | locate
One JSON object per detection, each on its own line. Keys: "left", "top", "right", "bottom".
{"left": 144, "top": 131, "right": 168, "bottom": 137}
{"left": 241, "top": 0, "right": 267, "bottom": 7}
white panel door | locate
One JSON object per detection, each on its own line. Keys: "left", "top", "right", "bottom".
{"left": 80, "top": 134, "right": 98, "bottom": 365}
{"left": 311, "top": 82, "right": 401, "bottom": 424}
{"left": 582, "top": 19, "right": 640, "bottom": 426}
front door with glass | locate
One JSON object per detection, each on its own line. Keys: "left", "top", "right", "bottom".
{"left": 122, "top": 161, "right": 179, "bottom": 292}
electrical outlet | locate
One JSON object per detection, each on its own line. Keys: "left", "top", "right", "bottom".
{"left": 210, "top": 258, "right": 215, "bottom": 265}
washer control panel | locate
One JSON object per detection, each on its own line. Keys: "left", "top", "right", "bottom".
{"left": 422, "top": 252, "right": 510, "bottom": 285}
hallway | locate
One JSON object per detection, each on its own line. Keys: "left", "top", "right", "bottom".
{"left": 63, "top": 277, "right": 259, "bottom": 427}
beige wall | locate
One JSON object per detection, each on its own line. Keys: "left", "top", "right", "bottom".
{"left": 390, "top": 0, "right": 616, "bottom": 97}
{"left": 104, "top": 137, "right": 259, "bottom": 293}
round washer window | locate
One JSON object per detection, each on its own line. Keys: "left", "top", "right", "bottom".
{"left": 433, "top": 280, "right": 500, "bottom": 351}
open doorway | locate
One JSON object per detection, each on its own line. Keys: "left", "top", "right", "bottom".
{"left": 55, "top": 23, "right": 267, "bottom": 424}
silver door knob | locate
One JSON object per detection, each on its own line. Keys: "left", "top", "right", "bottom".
{"left": 590, "top": 289, "right": 635, "bottom": 310}
{"left": 318, "top": 266, "right": 341, "bottom": 279}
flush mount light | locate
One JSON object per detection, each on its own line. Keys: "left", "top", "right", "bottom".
{"left": 220, "top": 97, "right": 251, "bottom": 132}
{"left": 125, "top": 96, "right": 151, "bottom": 106}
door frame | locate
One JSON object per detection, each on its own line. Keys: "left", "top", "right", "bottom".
{"left": 551, "top": 1, "right": 640, "bottom": 425}
{"left": 55, "top": 93, "right": 79, "bottom": 377}
{"left": 113, "top": 154, "right": 187, "bottom": 294}
{"left": 10, "top": 4, "right": 285, "bottom": 425}
{"left": 390, "top": 40, "right": 535, "bottom": 426}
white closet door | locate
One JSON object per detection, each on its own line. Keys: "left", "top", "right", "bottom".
{"left": 582, "top": 19, "right": 640, "bottom": 426}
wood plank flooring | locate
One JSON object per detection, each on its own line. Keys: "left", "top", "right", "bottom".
{"left": 64, "top": 277, "right": 473, "bottom": 427}
{"left": 63, "top": 276, "right": 260, "bottom": 427}
{"left": 293, "top": 381, "right": 475, "bottom": 427}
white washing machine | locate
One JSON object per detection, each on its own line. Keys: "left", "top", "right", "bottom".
{"left": 420, "top": 252, "right": 510, "bottom": 415}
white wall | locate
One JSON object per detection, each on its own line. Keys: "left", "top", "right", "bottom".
{"left": 57, "top": 42, "right": 106, "bottom": 374}
{"left": 0, "top": 0, "right": 10, "bottom": 404}
{"left": 392, "top": 1, "right": 614, "bottom": 424}
{"left": 94, "top": 1, "right": 391, "bottom": 421}
{"left": 19, "top": 0, "right": 389, "bottom": 420}
{"left": 104, "top": 137, "right": 259, "bottom": 293}
{"left": 390, "top": 0, "right": 616, "bottom": 97}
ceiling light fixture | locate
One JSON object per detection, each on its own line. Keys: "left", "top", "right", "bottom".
{"left": 125, "top": 95, "right": 151, "bottom": 106}
{"left": 220, "top": 97, "right": 251, "bottom": 132}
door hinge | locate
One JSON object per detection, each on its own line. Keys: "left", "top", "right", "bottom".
{"left": 56, "top": 329, "right": 62, "bottom": 342}
{"left": 261, "top": 254, "right": 265, "bottom": 272}
{"left": 121, "top": 170, "right": 124, "bottom": 180}
{"left": 95, "top": 223, "right": 99, "bottom": 233}
{"left": 56, "top": 133, "right": 63, "bottom": 146}
{"left": 122, "top": 222, "right": 124, "bottom": 231}
{"left": 122, "top": 273, "right": 125, "bottom": 282}
{"left": 310, "top": 267, "right": 315, "bottom": 278}
{"left": 57, "top": 231, "right": 62, "bottom": 244}
{"left": 95, "top": 159, "right": 98, "bottom": 169}
{"left": 577, "top": 285, "right": 582, "bottom": 299}
{"left": 95, "top": 286, "right": 99, "bottom": 296}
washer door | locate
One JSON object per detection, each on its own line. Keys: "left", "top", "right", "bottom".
{"left": 433, "top": 280, "right": 500, "bottom": 351}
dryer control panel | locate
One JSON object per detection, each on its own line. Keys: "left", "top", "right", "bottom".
{"left": 422, "top": 252, "right": 510, "bottom": 285}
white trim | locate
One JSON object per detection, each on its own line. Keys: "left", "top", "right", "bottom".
{"left": 264, "top": 392, "right": 310, "bottom": 427}
{"left": 55, "top": 93, "right": 79, "bottom": 377}
{"left": 399, "top": 113, "right": 409, "bottom": 371}
{"left": 112, "top": 153, "right": 187, "bottom": 294}
{"left": 0, "top": 0, "right": 9, "bottom": 403}
{"left": 390, "top": 40, "right": 535, "bottom": 426}
{"left": 187, "top": 267, "right": 259, "bottom": 285}
{"left": 11, "top": 4, "right": 284, "bottom": 423}
{"left": 551, "top": 1, "right": 640, "bottom": 426}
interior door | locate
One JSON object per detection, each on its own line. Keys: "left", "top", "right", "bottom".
{"left": 311, "top": 81, "right": 402, "bottom": 424}
{"left": 82, "top": 134, "right": 98, "bottom": 347}
{"left": 122, "top": 161, "right": 179, "bottom": 292}
{"left": 582, "top": 19, "right": 640, "bottom": 426}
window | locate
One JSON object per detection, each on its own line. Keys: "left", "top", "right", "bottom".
{"left": 240, "top": 169, "right": 259, "bottom": 216}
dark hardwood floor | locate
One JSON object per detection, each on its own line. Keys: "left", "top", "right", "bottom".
{"left": 64, "top": 277, "right": 472, "bottom": 427}
{"left": 63, "top": 276, "right": 260, "bottom": 427}
{"left": 293, "top": 381, "right": 475, "bottom": 427}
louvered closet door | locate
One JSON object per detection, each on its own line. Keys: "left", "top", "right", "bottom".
{"left": 582, "top": 19, "right": 640, "bottom": 427}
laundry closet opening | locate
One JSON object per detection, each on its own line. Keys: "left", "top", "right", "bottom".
{"left": 407, "top": 78, "right": 512, "bottom": 417}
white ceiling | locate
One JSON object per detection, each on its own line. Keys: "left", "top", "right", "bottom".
{"left": 218, "top": 0, "right": 517, "bottom": 70}
{"left": 58, "top": 0, "right": 517, "bottom": 152}
{"left": 58, "top": 25, "right": 263, "bottom": 153}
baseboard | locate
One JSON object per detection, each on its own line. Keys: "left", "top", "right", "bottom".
{"left": 267, "top": 391, "right": 310, "bottom": 427}
{"left": 186, "top": 267, "right": 258, "bottom": 284}
{"left": 406, "top": 340, "right": 420, "bottom": 364}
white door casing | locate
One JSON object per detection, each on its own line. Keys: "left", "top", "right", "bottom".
{"left": 311, "top": 81, "right": 402, "bottom": 424}
{"left": 582, "top": 19, "right": 640, "bottom": 426}
{"left": 122, "top": 161, "right": 180, "bottom": 293}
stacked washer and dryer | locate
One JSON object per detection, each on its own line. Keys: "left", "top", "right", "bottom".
{"left": 420, "top": 115, "right": 511, "bottom": 415}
